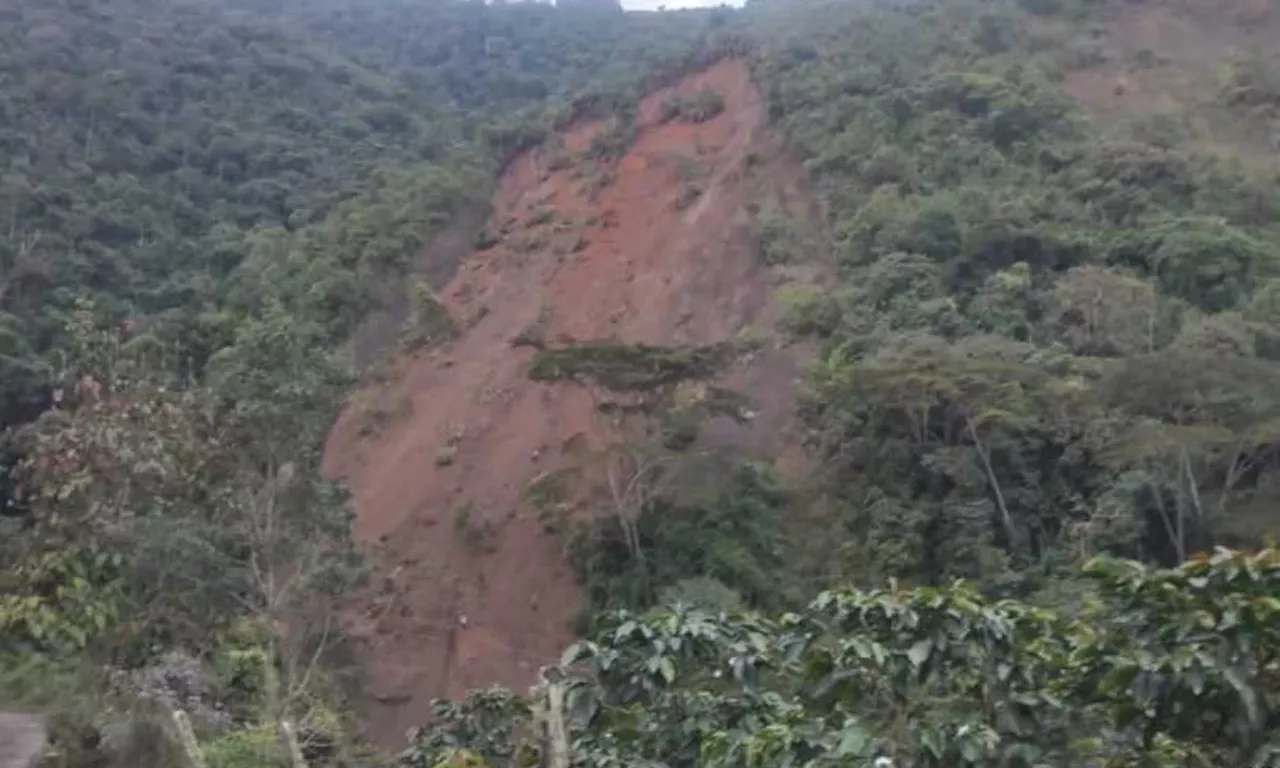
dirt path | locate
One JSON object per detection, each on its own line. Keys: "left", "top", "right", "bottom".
{"left": 324, "top": 58, "right": 823, "bottom": 746}
{"left": 0, "top": 713, "right": 45, "bottom": 768}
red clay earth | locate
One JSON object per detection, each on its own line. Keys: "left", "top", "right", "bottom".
{"left": 323, "top": 58, "right": 823, "bottom": 746}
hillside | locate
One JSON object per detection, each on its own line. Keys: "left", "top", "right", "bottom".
{"left": 324, "top": 57, "right": 824, "bottom": 743}
{"left": 0, "top": 0, "right": 724, "bottom": 441}
{"left": 2, "top": 0, "right": 1280, "bottom": 766}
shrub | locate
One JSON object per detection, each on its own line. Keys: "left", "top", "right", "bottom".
{"left": 586, "top": 113, "right": 638, "bottom": 160}
{"left": 473, "top": 224, "right": 502, "bottom": 251}
{"left": 203, "top": 726, "right": 289, "bottom": 768}
{"left": 1109, "top": 216, "right": 1274, "bottom": 311}
{"left": 658, "top": 89, "right": 726, "bottom": 123}
{"left": 402, "top": 283, "right": 456, "bottom": 349}
{"left": 778, "top": 285, "right": 841, "bottom": 337}
{"left": 527, "top": 341, "right": 734, "bottom": 390}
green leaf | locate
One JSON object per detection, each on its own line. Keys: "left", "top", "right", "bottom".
{"left": 1224, "top": 666, "right": 1264, "bottom": 734}
{"left": 658, "top": 656, "right": 676, "bottom": 685}
{"left": 907, "top": 638, "right": 933, "bottom": 669}
{"left": 561, "top": 642, "right": 588, "bottom": 668}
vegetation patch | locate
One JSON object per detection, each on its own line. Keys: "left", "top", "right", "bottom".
{"left": 527, "top": 340, "right": 736, "bottom": 390}
{"left": 401, "top": 283, "right": 456, "bottom": 350}
{"left": 673, "top": 183, "right": 704, "bottom": 211}
{"left": 568, "top": 461, "right": 794, "bottom": 614}
{"left": 527, "top": 468, "right": 580, "bottom": 534}
{"left": 473, "top": 223, "right": 503, "bottom": 251}
{"left": 523, "top": 205, "right": 557, "bottom": 228}
{"left": 777, "top": 284, "right": 841, "bottom": 337}
{"left": 658, "top": 88, "right": 726, "bottom": 123}
{"left": 203, "top": 726, "right": 288, "bottom": 768}
{"left": 669, "top": 151, "right": 710, "bottom": 183}
{"left": 453, "top": 502, "right": 499, "bottom": 553}
{"left": 585, "top": 111, "right": 639, "bottom": 161}
{"left": 508, "top": 230, "right": 549, "bottom": 254}
{"left": 661, "top": 382, "right": 754, "bottom": 450}
{"left": 752, "top": 207, "right": 813, "bottom": 265}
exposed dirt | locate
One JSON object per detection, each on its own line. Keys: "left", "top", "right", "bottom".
{"left": 1061, "top": 0, "right": 1280, "bottom": 160}
{"left": 323, "top": 58, "right": 823, "bottom": 746}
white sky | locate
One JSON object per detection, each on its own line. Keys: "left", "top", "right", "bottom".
{"left": 621, "top": 0, "right": 745, "bottom": 9}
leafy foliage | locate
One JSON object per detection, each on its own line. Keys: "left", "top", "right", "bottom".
{"left": 404, "top": 549, "right": 1280, "bottom": 768}
{"left": 571, "top": 462, "right": 795, "bottom": 616}
{"left": 7, "top": 0, "right": 1280, "bottom": 764}
{"left": 0, "top": 0, "right": 728, "bottom": 439}
{"left": 746, "top": 0, "right": 1280, "bottom": 586}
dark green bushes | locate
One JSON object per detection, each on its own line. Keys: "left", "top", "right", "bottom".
{"left": 569, "top": 462, "right": 794, "bottom": 615}
{"left": 527, "top": 341, "right": 735, "bottom": 390}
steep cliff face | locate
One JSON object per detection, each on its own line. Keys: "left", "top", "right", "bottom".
{"left": 323, "top": 58, "right": 824, "bottom": 746}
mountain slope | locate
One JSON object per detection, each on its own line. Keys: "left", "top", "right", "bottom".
{"left": 323, "top": 58, "right": 825, "bottom": 745}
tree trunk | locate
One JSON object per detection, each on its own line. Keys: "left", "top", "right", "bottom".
{"left": 1149, "top": 478, "right": 1184, "bottom": 563}
{"left": 278, "top": 719, "right": 308, "bottom": 768}
{"left": 169, "top": 709, "right": 208, "bottom": 768}
{"left": 966, "top": 417, "right": 1018, "bottom": 551}
{"left": 529, "top": 672, "right": 570, "bottom": 768}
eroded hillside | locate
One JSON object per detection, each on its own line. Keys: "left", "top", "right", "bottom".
{"left": 1057, "top": 0, "right": 1280, "bottom": 158}
{"left": 323, "top": 59, "right": 823, "bottom": 745}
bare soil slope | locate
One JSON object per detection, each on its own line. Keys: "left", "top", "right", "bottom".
{"left": 323, "top": 58, "right": 821, "bottom": 746}
{"left": 1061, "top": 0, "right": 1280, "bottom": 159}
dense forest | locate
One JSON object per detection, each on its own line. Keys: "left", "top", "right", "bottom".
{"left": 2, "top": 0, "right": 1279, "bottom": 766}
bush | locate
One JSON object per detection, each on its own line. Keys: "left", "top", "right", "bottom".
{"left": 778, "top": 285, "right": 841, "bottom": 337}
{"left": 402, "top": 283, "right": 456, "bottom": 349}
{"left": 586, "top": 113, "right": 638, "bottom": 161}
{"left": 203, "top": 726, "right": 289, "bottom": 768}
{"left": 1109, "top": 216, "right": 1274, "bottom": 311}
{"left": 754, "top": 210, "right": 809, "bottom": 265}
{"left": 473, "top": 224, "right": 502, "bottom": 251}
{"left": 658, "top": 88, "right": 726, "bottom": 123}
{"left": 527, "top": 341, "right": 734, "bottom": 390}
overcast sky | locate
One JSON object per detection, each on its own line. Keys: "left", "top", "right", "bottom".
{"left": 621, "top": 0, "right": 745, "bottom": 9}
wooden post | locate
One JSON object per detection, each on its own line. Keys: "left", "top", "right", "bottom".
{"left": 278, "top": 719, "right": 308, "bottom": 768}
{"left": 529, "top": 668, "right": 569, "bottom": 768}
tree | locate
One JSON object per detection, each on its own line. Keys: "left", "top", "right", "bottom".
{"left": 1046, "top": 266, "right": 1162, "bottom": 356}
{"left": 806, "top": 332, "right": 1083, "bottom": 577}
{"left": 1, "top": 303, "right": 360, "bottom": 764}
{"left": 1100, "top": 344, "right": 1280, "bottom": 563}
